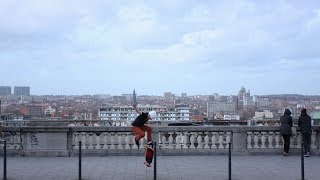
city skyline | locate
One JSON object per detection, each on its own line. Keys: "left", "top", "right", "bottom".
{"left": 1, "top": 85, "right": 320, "bottom": 97}
{"left": 1, "top": 1, "right": 320, "bottom": 95}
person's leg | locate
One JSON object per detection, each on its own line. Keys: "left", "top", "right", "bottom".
{"left": 283, "top": 135, "right": 290, "bottom": 154}
{"left": 305, "top": 132, "right": 311, "bottom": 154}
{"left": 140, "top": 125, "right": 152, "bottom": 142}
{"left": 286, "top": 135, "right": 291, "bottom": 153}
{"left": 302, "top": 133, "right": 307, "bottom": 153}
{"left": 131, "top": 126, "right": 145, "bottom": 144}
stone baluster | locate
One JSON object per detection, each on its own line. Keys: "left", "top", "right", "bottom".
{"left": 182, "top": 133, "right": 189, "bottom": 149}
{"left": 204, "top": 132, "right": 210, "bottom": 149}
{"left": 95, "top": 133, "right": 101, "bottom": 149}
{"left": 311, "top": 131, "right": 316, "bottom": 148}
{"left": 132, "top": 135, "right": 138, "bottom": 149}
{"left": 102, "top": 133, "right": 108, "bottom": 149}
{"left": 11, "top": 134, "right": 16, "bottom": 149}
{"left": 15, "top": 134, "right": 20, "bottom": 149}
{"left": 88, "top": 133, "right": 94, "bottom": 149}
{"left": 174, "top": 133, "right": 182, "bottom": 149}
{"left": 253, "top": 132, "right": 260, "bottom": 148}
{"left": 267, "top": 132, "right": 274, "bottom": 148}
{"left": 140, "top": 136, "right": 145, "bottom": 148}
{"left": 197, "top": 132, "right": 203, "bottom": 149}
{"left": 212, "top": 132, "right": 217, "bottom": 149}
{"left": 117, "top": 133, "right": 123, "bottom": 149}
{"left": 226, "top": 132, "right": 232, "bottom": 148}
{"left": 81, "top": 132, "right": 86, "bottom": 149}
{"left": 260, "top": 132, "right": 266, "bottom": 148}
{"left": 189, "top": 132, "right": 196, "bottom": 149}
{"left": 162, "top": 133, "right": 167, "bottom": 149}
{"left": 247, "top": 132, "right": 252, "bottom": 149}
{"left": 74, "top": 133, "right": 79, "bottom": 149}
{"left": 275, "top": 132, "right": 280, "bottom": 148}
{"left": 296, "top": 132, "right": 301, "bottom": 148}
{"left": 109, "top": 133, "right": 116, "bottom": 149}
{"left": 168, "top": 132, "right": 174, "bottom": 149}
{"left": 14, "top": 133, "right": 21, "bottom": 149}
{"left": 125, "top": 133, "right": 130, "bottom": 149}
{"left": 218, "top": 132, "right": 224, "bottom": 149}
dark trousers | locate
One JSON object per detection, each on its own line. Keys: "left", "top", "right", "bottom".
{"left": 302, "top": 132, "right": 311, "bottom": 153}
{"left": 282, "top": 134, "right": 291, "bottom": 153}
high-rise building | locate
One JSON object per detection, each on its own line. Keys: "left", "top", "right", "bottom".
{"left": 14, "top": 86, "right": 30, "bottom": 96}
{"left": 164, "top": 92, "right": 174, "bottom": 100}
{"left": 238, "top": 86, "right": 254, "bottom": 108}
{"left": 132, "top": 89, "right": 137, "bottom": 104}
{"left": 0, "top": 86, "right": 11, "bottom": 96}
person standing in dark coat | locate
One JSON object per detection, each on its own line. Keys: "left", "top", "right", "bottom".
{"left": 298, "top": 108, "right": 312, "bottom": 157}
{"left": 280, "top": 109, "right": 293, "bottom": 156}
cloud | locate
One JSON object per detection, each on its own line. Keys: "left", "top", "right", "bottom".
{"left": 1, "top": 0, "right": 320, "bottom": 95}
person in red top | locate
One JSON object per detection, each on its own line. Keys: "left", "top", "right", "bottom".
{"left": 131, "top": 104, "right": 156, "bottom": 148}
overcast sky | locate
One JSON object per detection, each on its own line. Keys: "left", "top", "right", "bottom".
{"left": 1, "top": 0, "right": 320, "bottom": 96}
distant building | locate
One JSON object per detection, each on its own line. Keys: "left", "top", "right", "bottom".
{"left": 0, "top": 86, "right": 11, "bottom": 96}
{"left": 121, "top": 94, "right": 132, "bottom": 102}
{"left": 207, "top": 101, "right": 237, "bottom": 119}
{"left": 112, "top": 96, "right": 126, "bottom": 102}
{"left": 223, "top": 115, "right": 240, "bottom": 120}
{"left": 14, "top": 86, "right": 30, "bottom": 96}
{"left": 238, "top": 86, "right": 254, "bottom": 108}
{"left": 164, "top": 92, "right": 174, "bottom": 100}
{"left": 255, "top": 97, "right": 270, "bottom": 108}
{"left": 181, "top": 93, "right": 187, "bottom": 98}
{"left": 44, "top": 106, "right": 56, "bottom": 117}
{"left": 27, "top": 105, "right": 44, "bottom": 117}
{"left": 254, "top": 110, "right": 274, "bottom": 119}
{"left": 208, "top": 95, "right": 215, "bottom": 102}
{"left": 99, "top": 104, "right": 190, "bottom": 122}
{"left": 191, "top": 115, "right": 204, "bottom": 122}
{"left": 132, "top": 89, "right": 137, "bottom": 104}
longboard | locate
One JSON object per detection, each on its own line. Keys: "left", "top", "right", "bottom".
{"left": 144, "top": 145, "right": 154, "bottom": 167}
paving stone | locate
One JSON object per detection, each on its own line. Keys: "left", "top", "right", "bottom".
{"left": 0, "top": 155, "right": 319, "bottom": 180}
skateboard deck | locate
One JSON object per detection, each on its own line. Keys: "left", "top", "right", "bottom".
{"left": 144, "top": 145, "right": 154, "bottom": 167}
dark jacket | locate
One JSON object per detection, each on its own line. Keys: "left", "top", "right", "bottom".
{"left": 131, "top": 112, "right": 148, "bottom": 126}
{"left": 298, "top": 109, "right": 312, "bottom": 134}
{"left": 280, "top": 109, "right": 293, "bottom": 135}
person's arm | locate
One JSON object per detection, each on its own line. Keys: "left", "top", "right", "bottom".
{"left": 289, "top": 117, "right": 293, "bottom": 127}
{"left": 132, "top": 104, "right": 142, "bottom": 115}
{"left": 298, "top": 117, "right": 301, "bottom": 127}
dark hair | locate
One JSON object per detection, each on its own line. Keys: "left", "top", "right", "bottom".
{"left": 301, "top": 108, "right": 307, "bottom": 116}
{"left": 284, "top": 109, "right": 291, "bottom": 115}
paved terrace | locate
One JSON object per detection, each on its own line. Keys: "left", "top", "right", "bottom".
{"left": 0, "top": 125, "right": 319, "bottom": 179}
{"left": 0, "top": 155, "right": 319, "bottom": 180}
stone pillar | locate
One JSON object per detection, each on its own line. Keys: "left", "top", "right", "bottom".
{"left": 67, "top": 129, "right": 73, "bottom": 156}
{"left": 232, "top": 132, "right": 247, "bottom": 150}
{"left": 152, "top": 127, "right": 160, "bottom": 145}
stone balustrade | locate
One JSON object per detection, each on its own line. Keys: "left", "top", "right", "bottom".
{"left": 1, "top": 126, "right": 319, "bottom": 156}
